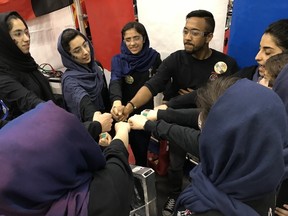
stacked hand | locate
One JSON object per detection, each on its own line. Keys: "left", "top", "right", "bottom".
{"left": 115, "top": 121, "right": 130, "bottom": 133}
{"left": 128, "top": 114, "right": 147, "bottom": 130}
{"left": 93, "top": 111, "right": 113, "bottom": 132}
{"left": 98, "top": 132, "right": 112, "bottom": 147}
{"left": 110, "top": 100, "right": 130, "bottom": 122}
{"left": 114, "top": 121, "right": 130, "bottom": 149}
{"left": 128, "top": 108, "right": 158, "bottom": 130}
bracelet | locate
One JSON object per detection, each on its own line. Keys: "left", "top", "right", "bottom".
{"left": 127, "top": 101, "right": 137, "bottom": 110}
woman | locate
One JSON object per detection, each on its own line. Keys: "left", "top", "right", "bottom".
{"left": 174, "top": 78, "right": 287, "bottom": 216}
{"left": 0, "top": 11, "right": 57, "bottom": 120}
{"left": 237, "top": 19, "right": 288, "bottom": 81}
{"left": 58, "top": 28, "right": 111, "bottom": 121}
{"left": 0, "top": 101, "right": 133, "bottom": 216}
{"left": 58, "top": 28, "right": 113, "bottom": 141}
{"left": 258, "top": 53, "right": 288, "bottom": 216}
{"left": 110, "top": 21, "right": 162, "bottom": 166}
{"left": 129, "top": 77, "right": 288, "bottom": 215}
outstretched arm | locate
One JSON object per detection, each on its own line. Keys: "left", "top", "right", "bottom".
{"left": 88, "top": 122, "right": 133, "bottom": 216}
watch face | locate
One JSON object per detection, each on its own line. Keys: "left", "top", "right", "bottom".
{"left": 214, "top": 61, "right": 228, "bottom": 74}
{"left": 125, "top": 75, "right": 134, "bottom": 84}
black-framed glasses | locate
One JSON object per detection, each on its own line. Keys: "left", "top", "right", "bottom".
{"left": 183, "top": 28, "right": 210, "bottom": 37}
{"left": 123, "top": 35, "right": 142, "bottom": 44}
{"left": 0, "top": 100, "right": 9, "bottom": 120}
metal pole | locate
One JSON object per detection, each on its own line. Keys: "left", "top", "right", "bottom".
{"left": 73, "top": 0, "right": 87, "bottom": 37}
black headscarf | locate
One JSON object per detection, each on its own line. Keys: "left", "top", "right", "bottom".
{"left": 0, "top": 11, "right": 38, "bottom": 72}
{"left": 0, "top": 11, "right": 56, "bottom": 119}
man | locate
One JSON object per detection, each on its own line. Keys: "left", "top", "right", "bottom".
{"left": 120, "top": 10, "right": 239, "bottom": 216}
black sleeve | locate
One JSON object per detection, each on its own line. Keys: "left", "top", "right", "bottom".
{"left": 109, "top": 79, "right": 123, "bottom": 103}
{"left": 166, "top": 90, "right": 198, "bottom": 109}
{"left": 80, "top": 95, "right": 98, "bottom": 122}
{"left": 144, "top": 120, "right": 200, "bottom": 157}
{"left": 0, "top": 120, "right": 8, "bottom": 129}
{"left": 157, "top": 108, "right": 200, "bottom": 129}
{"left": 145, "top": 56, "right": 174, "bottom": 96}
{"left": 230, "top": 60, "right": 239, "bottom": 75}
{"left": 276, "top": 179, "right": 288, "bottom": 208}
{"left": 83, "top": 121, "right": 102, "bottom": 141}
{"left": 234, "top": 65, "right": 258, "bottom": 79}
{"left": 0, "top": 74, "right": 44, "bottom": 112}
{"left": 88, "top": 139, "right": 133, "bottom": 216}
{"left": 151, "top": 54, "right": 162, "bottom": 76}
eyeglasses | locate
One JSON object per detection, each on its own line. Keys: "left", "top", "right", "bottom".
{"left": 71, "top": 41, "right": 89, "bottom": 55}
{"left": 183, "top": 28, "right": 210, "bottom": 37}
{"left": 11, "top": 29, "right": 30, "bottom": 38}
{"left": 0, "top": 100, "right": 9, "bottom": 120}
{"left": 123, "top": 35, "right": 142, "bottom": 44}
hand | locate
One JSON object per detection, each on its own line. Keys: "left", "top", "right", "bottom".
{"left": 128, "top": 114, "right": 147, "bottom": 130}
{"left": 119, "top": 105, "right": 132, "bottom": 122}
{"left": 115, "top": 121, "right": 131, "bottom": 133}
{"left": 154, "top": 104, "right": 168, "bottom": 111}
{"left": 110, "top": 100, "right": 125, "bottom": 121}
{"left": 178, "top": 88, "right": 193, "bottom": 95}
{"left": 93, "top": 112, "right": 113, "bottom": 132}
{"left": 141, "top": 109, "right": 158, "bottom": 121}
{"left": 114, "top": 122, "right": 130, "bottom": 149}
{"left": 275, "top": 204, "right": 288, "bottom": 216}
{"left": 98, "top": 132, "right": 112, "bottom": 147}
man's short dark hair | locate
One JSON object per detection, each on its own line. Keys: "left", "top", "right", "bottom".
{"left": 186, "top": 10, "right": 215, "bottom": 33}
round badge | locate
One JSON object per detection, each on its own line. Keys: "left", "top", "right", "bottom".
{"left": 214, "top": 61, "right": 228, "bottom": 74}
{"left": 125, "top": 75, "right": 134, "bottom": 84}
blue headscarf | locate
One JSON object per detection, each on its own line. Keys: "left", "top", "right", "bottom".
{"left": 176, "top": 79, "right": 287, "bottom": 215}
{"left": 110, "top": 27, "right": 159, "bottom": 81}
{"left": 0, "top": 101, "right": 106, "bottom": 215}
{"left": 273, "top": 64, "right": 288, "bottom": 180}
{"left": 58, "top": 29, "right": 104, "bottom": 120}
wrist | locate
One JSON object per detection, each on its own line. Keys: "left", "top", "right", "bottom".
{"left": 127, "top": 101, "right": 137, "bottom": 110}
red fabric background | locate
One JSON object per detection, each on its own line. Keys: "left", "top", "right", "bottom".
{"left": 0, "top": 0, "right": 35, "bottom": 20}
{"left": 0, "top": 0, "right": 73, "bottom": 20}
{"left": 85, "top": 0, "right": 135, "bottom": 71}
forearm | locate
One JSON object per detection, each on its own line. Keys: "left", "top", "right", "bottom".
{"left": 83, "top": 121, "right": 102, "bottom": 141}
{"left": 88, "top": 140, "right": 133, "bottom": 216}
{"left": 126, "top": 86, "right": 153, "bottom": 115}
{"left": 166, "top": 91, "right": 198, "bottom": 109}
{"left": 158, "top": 108, "right": 200, "bottom": 128}
{"left": 113, "top": 127, "right": 129, "bottom": 149}
{"left": 80, "top": 95, "right": 97, "bottom": 121}
{"left": 17, "top": 95, "right": 43, "bottom": 112}
{"left": 145, "top": 120, "right": 200, "bottom": 157}
{"left": 109, "top": 79, "right": 122, "bottom": 103}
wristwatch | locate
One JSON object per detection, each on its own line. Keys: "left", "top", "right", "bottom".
{"left": 127, "top": 101, "right": 137, "bottom": 110}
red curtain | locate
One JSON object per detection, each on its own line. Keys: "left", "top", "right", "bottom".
{"left": 85, "top": 0, "right": 135, "bottom": 71}
{"left": 0, "top": 0, "right": 34, "bottom": 19}
{"left": 0, "top": 0, "right": 73, "bottom": 20}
